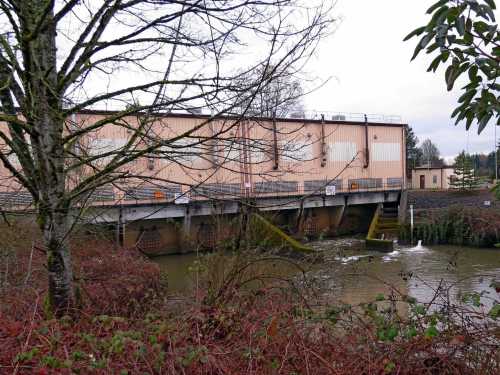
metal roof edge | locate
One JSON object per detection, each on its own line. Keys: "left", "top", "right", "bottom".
{"left": 75, "top": 109, "right": 407, "bottom": 127}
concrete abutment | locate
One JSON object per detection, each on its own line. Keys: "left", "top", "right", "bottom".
{"left": 92, "top": 191, "right": 401, "bottom": 254}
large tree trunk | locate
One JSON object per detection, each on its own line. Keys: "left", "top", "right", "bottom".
{"left": 21, "top": 1, "right": 73, "bottom": 314}
{"left": 40, "top": 209, "right": 74, "bottom": 314}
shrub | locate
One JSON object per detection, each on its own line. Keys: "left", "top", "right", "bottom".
{"left": 1, "top": 222, "right": 498, "bottom": 374}
{"left": 401, "top": 206, "right": 500, "bottom": 247}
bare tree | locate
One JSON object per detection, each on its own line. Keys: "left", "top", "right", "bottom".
{"left": 419, "top": 139, "right": 441, "bottom": 167}
{"left": 0, "top": 0, "right": 333, "bottom": 313}
{"left": 237, "top": 65, "right": 306, "bottom": 118}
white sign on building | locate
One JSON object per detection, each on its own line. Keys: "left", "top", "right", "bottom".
{"left": 174, "top": 193, "right": 189, "bottom": 204}
{"left": 325, "top": 185, "right": 336, "bottom": 196}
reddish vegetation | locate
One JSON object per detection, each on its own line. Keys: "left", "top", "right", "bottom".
{"left": 1, "top": 224, "right": 499, "bottom": 374}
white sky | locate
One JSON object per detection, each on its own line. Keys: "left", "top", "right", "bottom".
{"left": 304, "top": 0, "right": 499, "bottom": 160}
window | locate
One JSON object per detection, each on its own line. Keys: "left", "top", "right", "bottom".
{"left": 249, "top": 140, "right": 271, "bottom": 163}
{"left": 220, "top": 139, "right": 241, "bottom": 162}
{"left": 328, "top": 142, "right": 357, "bottom": 162}
{"left": 371, "top": 143, "right": 401, "bottom": 162}
{"left": 282, "top": 141, "right": 313, "bottom": 162}
{"left": 432, "top": 175, "right": 438, "bottom": 184}
{"left": 161, "top": 138, "right": 202, "bottom": 163}
{"left": 89, "top": 138, "right": 128, "bottom": 162}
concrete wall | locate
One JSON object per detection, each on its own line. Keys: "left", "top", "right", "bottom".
{"left": 123, "top": 214, "right": 243, "bottom": 255}
{"left": 299, "top": 206, "right": 347, "bottom": 237}
{"left": 118, "top": 204, "right": 372, "bottom": 254}
{"left": 336, "top": 205, "right": 377, "bottom": 236}
{"left": 124, "top": 219, "right": 181, "bottom": 255}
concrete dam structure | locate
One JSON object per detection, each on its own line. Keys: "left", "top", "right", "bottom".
{"left": 0, "top": 111, "right": 407, "bottom": 254}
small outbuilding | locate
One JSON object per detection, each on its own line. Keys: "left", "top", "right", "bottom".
{"left": 411, "top": 166, "right": 455, "bottom": 190}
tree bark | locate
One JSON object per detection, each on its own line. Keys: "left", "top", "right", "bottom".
{"left": 22, "top": 1, "right": 74, "bottom": 314}
{"left": 41, "top": 210, "right": 74, "bottom": 314}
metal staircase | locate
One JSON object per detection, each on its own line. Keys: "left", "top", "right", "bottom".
{"left": 366, "top": 203, "right": 399, "bottom": 252}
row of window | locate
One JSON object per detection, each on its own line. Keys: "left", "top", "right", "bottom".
{"left": 80, "top": 138, "right": 402, "bottom": 165}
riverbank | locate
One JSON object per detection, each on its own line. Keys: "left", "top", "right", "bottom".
{"left": 402, "top": 190, "right": 500, "bottom": 248}
{"left": 407, "top": 189, "right": 497, "bottom": 210}
{"left": 1, "top": 235, "right": 499, "bottom": 374}
{"left": 400, "top": 205, "right": 500, "bottom": 247}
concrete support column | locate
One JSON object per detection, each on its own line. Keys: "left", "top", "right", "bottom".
{"left": 180, "top": 206, "right": 192, "bottom": 253}
{"left": 115, "top": 206, "right": 124, "bottom": 249}
{"left": 329, "top": 204, "right": 345, "bottom": 235}
{"left": 294, "top": 207, "right": 310, "bottom": 237}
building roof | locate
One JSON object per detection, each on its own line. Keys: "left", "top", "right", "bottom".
{"left": 75, "top": 109, "right": 407, "bottom": 128}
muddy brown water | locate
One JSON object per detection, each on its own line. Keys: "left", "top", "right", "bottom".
{"left": 153, "top": 239, "right": 500, "bottom": 310}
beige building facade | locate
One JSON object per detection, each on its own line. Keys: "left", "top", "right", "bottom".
{"left": 0, "top": 112, "right": 408, "bottom": 253}
{"left": 1, "top": 112, "right": 407, "bottom": 207}
{"left": 411, "top": 166, "right": 455, "bottom": 190}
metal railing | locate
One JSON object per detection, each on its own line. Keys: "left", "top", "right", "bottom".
{"left": 294, "top": 111, "right": 403, "bottom": 124}
{"left": 137, "top": 109, "right": 404, "bottom": 124}
{"left": 0, "top": 178, "right": 404, "bottom": 209}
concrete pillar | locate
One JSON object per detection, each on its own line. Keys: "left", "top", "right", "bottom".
{"left": 115, "top": 206, "right": 124, "bottom": 249}
{"left": 180, "top": 206, "right": 192, "bottom": 253}
{"left": 293, "top": 206, "right": 309, "bottom": 237}
{"left": 329, "top": 204, "right": 345, "bottom": 235}
{"left": 398, "top": 190, "right": 408, "bottom": 224}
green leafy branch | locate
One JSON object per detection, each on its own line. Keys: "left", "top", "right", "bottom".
{"left": 405, "top": 0, "right": 499, "bottom": 133}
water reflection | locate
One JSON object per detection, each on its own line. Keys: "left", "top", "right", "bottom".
{"left": 153, "top": 240, "right": 500, "bottom": 309}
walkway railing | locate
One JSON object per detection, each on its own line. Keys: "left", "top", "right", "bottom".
{"left": 291, "top": 111, "right": 403, "bottom": 124}
{"left": 0, "top": 179, "right": 404, "bottom": 211}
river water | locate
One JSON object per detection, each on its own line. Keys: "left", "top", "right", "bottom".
{"left": 153, "top": 240, "right": 500, "bottom": 309}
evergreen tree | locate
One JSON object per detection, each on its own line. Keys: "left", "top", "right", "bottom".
{"left": 493, "top": 142, "right": 500, "bottom": 200}
{"left": 497, "top": 141, "right": 500, "bottom": 180}
{"left": 486, "top": 147, "right": 499, "bottom": 179}
{"left": 406, "top": 125, "right": 422, "bottom": 177}
{"left": 450, "top": 151, "right": 480, "bottom": 190}
{"left": 471, "top": 153, "right": 481, "bottom": 172}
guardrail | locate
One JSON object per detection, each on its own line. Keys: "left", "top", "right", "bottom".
{"left": 0, "top": 180, "right": 404, "bottom": 210}
{"left": 78, "top": 106, "right": 404, "bottom": 125}
{"left": 295, "top": 111, "right": 403, "bottom": 124}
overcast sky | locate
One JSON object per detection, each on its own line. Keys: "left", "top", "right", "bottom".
{"left": 304, "top": 0, "right": 499, "bottom": 160}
